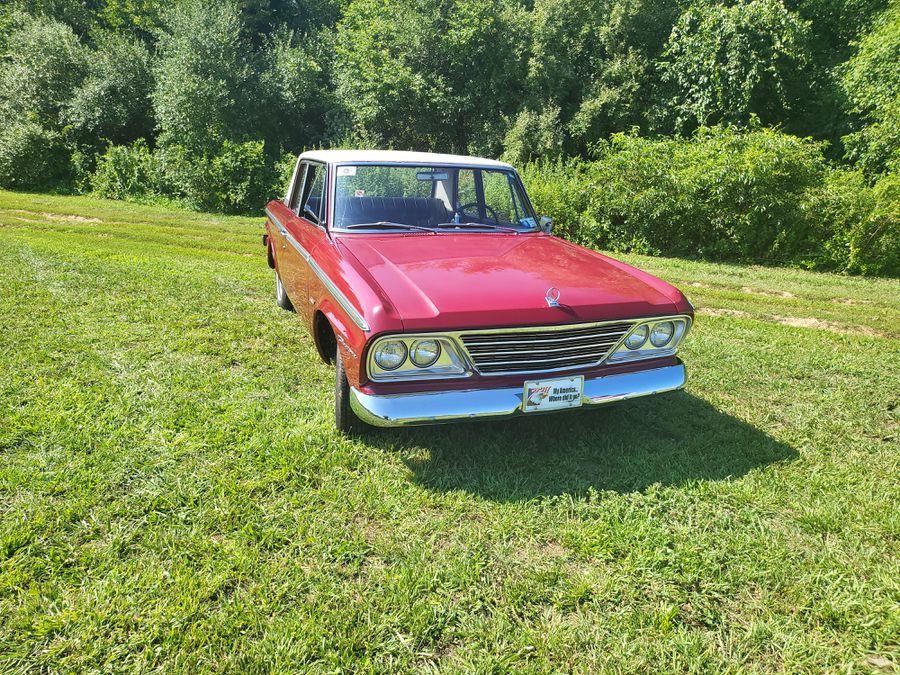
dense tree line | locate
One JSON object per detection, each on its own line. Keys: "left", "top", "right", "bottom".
{"left": 0, "top": 0, "right": 896, "bottom": 274}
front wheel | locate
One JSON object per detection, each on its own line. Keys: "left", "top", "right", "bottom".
{"left": 335, "top": 347, "right": 364, "bottom": 434}
{"left": 275, "top": 269, "right": 294, "bottom": 311}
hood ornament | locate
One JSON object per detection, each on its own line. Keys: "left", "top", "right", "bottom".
{"left": 545, "top": 287, "right": 561, "bottom": 308}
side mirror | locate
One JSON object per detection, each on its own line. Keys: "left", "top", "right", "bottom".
{"left": 539, "top": 216, "right": 553, "bottom": 234}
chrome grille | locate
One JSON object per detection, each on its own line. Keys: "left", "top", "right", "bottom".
{"left": 459, "top": 321, "right": 635, "bottom": 375}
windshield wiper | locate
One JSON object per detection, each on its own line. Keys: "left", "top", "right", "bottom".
{"left": 433, "top": 222, "right": 519, "bottom": 234}
{"left": 340, "top": 221, "right": 434, "bottom": 233}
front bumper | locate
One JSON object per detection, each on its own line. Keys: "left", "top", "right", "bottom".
{"left": 349, "top": 361, "right": 686, "bottom": 427}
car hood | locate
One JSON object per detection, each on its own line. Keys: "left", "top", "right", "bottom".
{"left": 337, "top": 233, "right": 683, "bottom": 331}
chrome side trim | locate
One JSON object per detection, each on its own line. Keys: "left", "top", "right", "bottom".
{"left": 266, "top": 208, "right": 370, "bottom": 332}
{"left": 349, "top": 362, "right": 687, "bottom": 427}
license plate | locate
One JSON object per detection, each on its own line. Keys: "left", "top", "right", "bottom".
{"left": 522, "top": 376, "right": 584, "bottom": 413}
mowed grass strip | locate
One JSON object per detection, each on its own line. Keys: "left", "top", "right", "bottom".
{"left": 0, "top": 191, "right": 897, "bottom": 672}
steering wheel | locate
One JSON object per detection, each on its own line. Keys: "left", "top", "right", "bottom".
{"left": 456, "top": 202, "right": 500, "bottom": 224}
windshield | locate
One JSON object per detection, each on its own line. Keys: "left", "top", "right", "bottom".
{"left": 332, "top": 164, "right": 538, "bottom": 232}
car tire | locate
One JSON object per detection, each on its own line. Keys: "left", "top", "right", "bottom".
{"left": 335, "top": 347, "right": 364, "bottom": 434}
{"left": 275, "top": 269, "right": 294, "bottom": 311}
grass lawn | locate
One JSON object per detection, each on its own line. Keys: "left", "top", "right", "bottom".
{"left": 0, "top": 190, "right": 897, "bottom": 672}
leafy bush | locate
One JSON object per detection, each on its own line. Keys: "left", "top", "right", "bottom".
{"left": 271, "top": 152, "right": 299, "bottom": 200}
{"left": 526, "top": 0, "right": 679, "bottom": 152}
{"left": 334, "top": 0, "right": 528, "bottom": 154}
{"left": 90, "top": 140, "right": 160, "bottom": 200}
{"left": 0, "top": 12, "right": 88, "bottom": 189}
{"left": 153, "top": 140, "right": 277, "bottom": 214}
{"left": 91, "top": 139, "right": 281, "bottom": 213}
{"left": 521, "top": 126, "right": 898, "bottom": 275}
{"left": 811, "top": 170, "right": 899, "bottom": 275}
{"left": 259, "top": 28, "right": 334, "bottom": 151}
{"left": 0, "top": 119, "right": 68, "bottom": 190}
{"left": 502, "top": 107, "right": 563, "bottom": 165}
{"left": 518, "top": 158, "right": 592, "bottom": 240}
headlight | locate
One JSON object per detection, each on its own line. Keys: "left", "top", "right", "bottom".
{"left": 373, "top": 340, "right": 407, "bottom": 370}
{"left": 410, "top": 339, "right": 441, "bottom": 367}
{"left": 650, "top": 321, "right": 675, "bottom": 347}
{"left": 368, "top": 335, "right": 470, "bottom": 381}
{"left": 624, "top": 324, "right": 649, "bottom": 349}
{"left": 606, "top": 316, "right": 691, "bottom": 364}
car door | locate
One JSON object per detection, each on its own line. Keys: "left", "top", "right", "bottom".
{"left": 274, "top": 161, "right": 310, "bottom": 318}
{"left": 292, "top": 160, "right": 329, "bottom": 328}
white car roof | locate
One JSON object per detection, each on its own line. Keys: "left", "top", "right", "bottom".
{"left": 299, "top": 149, "right": 513, "bottom": 169}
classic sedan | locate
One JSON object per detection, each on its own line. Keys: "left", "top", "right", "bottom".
{"left": 263, "top": 150, "right": 693, "bottom": 432}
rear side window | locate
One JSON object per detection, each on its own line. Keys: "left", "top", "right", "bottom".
{"left": 287, "top": 160, "right": 305, "bottom": 212}
{"left": 301, "top": 164, "right": 326, "bottom": 224}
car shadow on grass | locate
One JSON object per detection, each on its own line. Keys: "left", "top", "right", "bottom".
{"left": 368, "top": 391, "right": 797, "bottom": 500}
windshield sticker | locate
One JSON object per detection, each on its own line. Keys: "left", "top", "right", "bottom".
{"left": 520, "top": 217, "right": 537, "bottom": 229}
{"left": 354, "top": 189, "right": 365, "bottom": 197}
{"left": 337, "top": 166, "right": 357, "bottom": 176}
{"left": 416, "top": 171, "right": 449, "bottom": 181}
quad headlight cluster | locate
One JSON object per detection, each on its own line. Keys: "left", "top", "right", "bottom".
{"left": 369, "top": 335, "right": 469, "bottom": 381}
{"left": 608, "top": 316, "right": 690, "bottom": 364}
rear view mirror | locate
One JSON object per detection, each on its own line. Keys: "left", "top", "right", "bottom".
{"left": 539, "top": 216, "right": 553, "bottom": 234}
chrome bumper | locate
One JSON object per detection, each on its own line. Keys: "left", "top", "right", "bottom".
{"left": 349, "top": 362, "right": 686, "bottom": 427}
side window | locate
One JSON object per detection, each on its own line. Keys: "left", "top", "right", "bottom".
{"left": 288, "top": 162, "right": 307, "bottom": 214}
{"left": 301, "top": 164, "right": 326, "bottom": 224}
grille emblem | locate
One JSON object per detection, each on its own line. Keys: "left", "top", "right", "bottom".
{"left": 545, "top": 287, "right": 561, "bottom": 308}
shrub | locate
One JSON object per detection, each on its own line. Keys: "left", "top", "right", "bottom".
{"left": 518, "top": 158, "right": 592, "bottom": 240}
{"left": 90, "top": 140, "right": 160, "bottom": 200}
{"left": 502, "top": 107, "right": 564, "bottom": 165}
{"left": 596, "top": 127, "right": 822, "bottom": 261}
{"left": 200, "top": 140, "right": 278, "bottom": 214}
{"left": 259, "top": 28, "right": 334, "bottom": 151}
{"left": 0, "top": 12, "right": 88, "bottom": 189}
{"left": 334, "top": 0, "right": 528, "bottom": 153}
{"left": 813, "top": 171, "right": 898, "bottom": 276}
{"left": 520, "top": 126, "right": 898, "bottom": 275}
{"left": 271, "top": 152, "right": 299, "bottom": 200}
{"left": 0, "top": 118, "right": 69, "bottom": 190}
{"left": 156, "top": 140, "right": 277, "bottom": 214}
{"left": 0, "top": 12, "right": 87, "bottom": 124}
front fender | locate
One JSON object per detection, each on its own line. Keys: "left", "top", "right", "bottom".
{"left": 317, "top": 298, "right": 367, "bottom": 388}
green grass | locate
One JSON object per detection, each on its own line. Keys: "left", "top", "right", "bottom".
{"left": 0, "top": 190, "right": 898, "bottom": 672}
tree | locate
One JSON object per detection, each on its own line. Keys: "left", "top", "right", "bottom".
{"left": 0, "top": 12, "right": 87, "bottom": 188}
{"left": 152, "top": 0, "right": 262, "bottom": 154}
{"left": 524, "top": 0, "right": 679, "bottom": 153}
{"left": 66, "top": 33, "right": 155, "bottom": 149}
{"left": 0, "top": 11, "right": 87, "bottom": 124}
{"left": 660, "top": 0, "right": 813, "bottom": 133}
{"left": 259, "top": 28, "right": 338, "bottom": 152}
{"left": 334, "top": 0, "right": 528, "bottom": 154}
{"left": 841, "top": 0, "right": 900, "bottom": 176}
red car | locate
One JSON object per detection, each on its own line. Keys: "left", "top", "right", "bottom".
{"left": 264, "top": 150, "right": 693, "bottom": 432}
